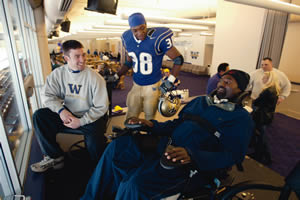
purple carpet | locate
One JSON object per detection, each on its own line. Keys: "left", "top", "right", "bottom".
{"left": 111, "top": 71, "right": 209, "bottom": 108}
{"left": 267, "top": 113, "right": 300, "bottom": 177}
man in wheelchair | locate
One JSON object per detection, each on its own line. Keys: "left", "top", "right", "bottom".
{"left": 80, "top": 70, "right": 254, "bottom": 200}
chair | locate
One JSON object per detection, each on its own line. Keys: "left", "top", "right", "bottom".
{"left": 60, "top": 113, "right": 110, "bottom": 160}
{"left": 60, "top": 128, "right": 87, "bottom": 160}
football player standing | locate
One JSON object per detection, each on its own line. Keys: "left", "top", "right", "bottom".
{"left": 115, "top": 12, "right": 183, "bottom": 120}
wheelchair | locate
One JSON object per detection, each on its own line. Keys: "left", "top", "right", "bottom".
{"left": 107, "top": 125, "right": 300, "bottom": 200}
{"left": 217, "top": 159, "right": 300, "bottom": 200}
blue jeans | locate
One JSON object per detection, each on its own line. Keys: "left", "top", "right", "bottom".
{"left": 33, "top": 108, "right": 107, "bottom": 161}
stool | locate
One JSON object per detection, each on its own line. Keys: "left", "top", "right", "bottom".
{"left": 60, "top": 128, "right": 87, "bottom": 160}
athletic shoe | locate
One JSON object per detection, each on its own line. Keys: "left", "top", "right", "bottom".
{"left": 30, "top": 155, "right": 64, "bottom": 173}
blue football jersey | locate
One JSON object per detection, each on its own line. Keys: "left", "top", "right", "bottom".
{"left": 122, "top": 27, "right": 174, "bottom": 86}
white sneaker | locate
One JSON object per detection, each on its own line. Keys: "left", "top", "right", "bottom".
{"left": 31, "top": 156, "right": 64, "bottom": 173}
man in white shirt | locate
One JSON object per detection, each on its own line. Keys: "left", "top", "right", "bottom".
{"left": 248, "top": 57, "right": 291, "bottom": 104}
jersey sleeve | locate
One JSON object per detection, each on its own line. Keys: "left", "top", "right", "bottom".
{"left": 121, "top": 33, "right": 127, "bottom": 50}
{"left": 154, "top": 28, "right": 174, "bottom": 55}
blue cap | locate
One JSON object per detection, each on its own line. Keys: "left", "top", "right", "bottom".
{"left": 128, "top": 13, "right": 146, "bottom": 28}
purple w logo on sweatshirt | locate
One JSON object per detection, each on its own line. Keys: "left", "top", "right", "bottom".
{"left": 68, "top": 84, "right": 82, "bottom": 94}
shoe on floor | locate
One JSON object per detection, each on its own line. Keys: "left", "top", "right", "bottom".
{"left": 31, "top": 155, "right": 64, "bottom": 173}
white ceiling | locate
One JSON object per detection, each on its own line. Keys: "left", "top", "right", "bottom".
{"left": 69, "top": 0, "right": 218, "bottom": 19}
{"left": 47, "top": 0, "right": 300, "bottom": 41}
{"left": 47, "top": 0, "right": 218, "bottom": 41}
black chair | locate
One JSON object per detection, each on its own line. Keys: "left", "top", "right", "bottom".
{"left": 218, "top": 160, "right": 300, "bottom": 200}
{"left": 61, "top": 113, "right": 110, "bottom": 160}
{"left": 60, "top": 128, "right": 86, "bottom": 160}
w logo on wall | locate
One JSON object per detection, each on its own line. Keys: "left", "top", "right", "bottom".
{"left": 190, "top": 51, "right": 199, "bottom": 59}
{"left": 68, "top": 84, "right": 82, "bottom": 94}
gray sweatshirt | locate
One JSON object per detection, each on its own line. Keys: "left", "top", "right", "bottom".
{"left": 41, "top": 65, "right": 109, "bottom": 126}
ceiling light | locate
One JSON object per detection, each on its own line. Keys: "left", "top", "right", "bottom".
{"left": 77, "top": 30, "right": 124, "bottom": 34}
{"left": 84, "top": 28, "right": 126, "bottom": 32}
{"left": 93, "top": 25, "right": 129, "bottom": 29}
{"left": 120, "top": 13, "right": 216, "bottom": 26}
{"left": 200, "top": 32, "right": 213, "bottom": 36}
{"left": 107, "top": 37, "right": 121, "bottom": 40}
{"left": 105, "top": 19, "right": 206, "bottom": 31}
{"left": 160, "top": 23, "right": 209, "bottom": 30}
{"left": 93, "top": 25, "right": 182, "bottom": 32}
{"left": 178, "top": 33, "right": 193, "bottom": 37}
{"left": 85, "top": 27, "right": 182, "bottom": 33}
{"left": 225, "top": 0, "right": 300, "bottom": 15}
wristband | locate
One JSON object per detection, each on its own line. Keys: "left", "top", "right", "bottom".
{"left": 58, "top": 107, "right": 65, "bottom": 114}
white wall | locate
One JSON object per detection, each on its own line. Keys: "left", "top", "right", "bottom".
{"left": 173, "top": 35, "right": 206, "bottom": 65}
{"left": 205, "top": 36, "right": 215, "bottom": 45}
{"left": 278, "top": 22, "right": 300, "bottom": 83}
{"left": 211, "top": 0, "right": 266, "bottom": 75}
{"left": 204, "top": 44, "right": 213, "bottom": 67}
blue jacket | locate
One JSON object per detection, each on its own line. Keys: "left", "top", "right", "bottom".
{"left": 81, "top": 96, "right": 254, "bottom": 200}
{"left": 151, "top": 96, "right": 254, "bottom": 171}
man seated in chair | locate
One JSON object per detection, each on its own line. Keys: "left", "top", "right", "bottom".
{"left": 31, "top": 40, "right": 109, "bottom": 173}
{"left": 81, "top": 69, "right": 254, "bottom": 200}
